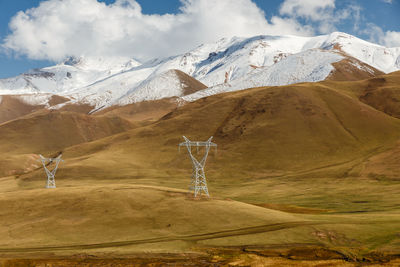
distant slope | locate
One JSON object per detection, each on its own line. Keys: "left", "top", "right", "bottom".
{"left": 328, "top": 56, "right": 384, "bottom": 81}
{"left": 148, "top": 32, "right": 399, "bottom": 87}
{"left": 0, "top": 111, "right": 133, "bottom": 155}
{"left": 357, "top": 71, "right": 400, "bottom": 118}
{"left": 175, "top": 69, "right": 209, "bottom": 95}
{"left": 181, "top": 49, "right": 344, "bottom": 102}
{"left": 60, "top": 69, "right": 206, "bottom": 111}
{"left": 0, "top": 56, "right": 140, "bottom": 95}
{"left": 323, "top": 70, "right": 400, "bottom": 118}
{"left": 0, "top": 94, "right": 69, "bottom": 124}
{"left": 0, "top": 95, "right": 44, "bottom": 124}
{"left": 180, "top": 50, "right": 383, "bottom": 102}
{"left": 97, "top": 98, "right": 179, "bottom": 122}
{"left": 114, "top": 69, "right": 207, "bottom": 106}
{"left": 326, "top": 32, "right": 400, "bottom": 73}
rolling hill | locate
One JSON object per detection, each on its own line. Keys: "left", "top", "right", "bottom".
{"left": 0, "top": 63, "right": 399, "bottom": 265}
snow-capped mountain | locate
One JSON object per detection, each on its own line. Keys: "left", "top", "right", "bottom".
{"left": 62, "top": 69, "right": 206, "bottom": 111}
{"left": 142, "top": 32, "right": 399, "bottom": 87}
{"left": 181, "top": 49, "right": 344, "bottom": 102}
{"left": 0, "top": 56, "right": 140, "bottom": 95}
{"left": 0, "top": 32, "right": 399, "bottom": 111}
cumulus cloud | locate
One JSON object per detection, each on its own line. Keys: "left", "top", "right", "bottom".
{"left": 279, "top": 0, "right": 361, "bottom": 33}
{"left": 383, "top": 31, "right": 400, "bottom": 47}
{"left": 280, "top": 0, "right": 335, "bottom": 21}
{"left": 1, "top": 0, "right": 313, "bottom": 62}
{"left": 279, "top": 0, "right": 361, "bottom": 34}
{"left": 3, "top": 0, "right": 394, "bottom": 62}
{"left": 363, "top": 23, "right": 400, "bottom": 47}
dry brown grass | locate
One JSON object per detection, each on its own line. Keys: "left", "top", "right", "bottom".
{"left": 0, "top": 96, "right": 44, "bottom": 124}
{"left": 0, "top": 72, "right": 399, "bottom": 263}
{"left": 96, "top": 98, "right": 179, "bottom": 122}
{"left": 328, "top": 56, "right": 384, "bottom": 81}
{"left": 174, "top": 69, "right": 208, "bottom": 95}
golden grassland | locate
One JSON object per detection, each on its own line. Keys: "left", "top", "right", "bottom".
{"left": 0, "top": 72, "right": 399, "bottom": 266}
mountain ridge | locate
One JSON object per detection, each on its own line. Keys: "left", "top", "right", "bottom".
{"left": 0, "top": 32, "right": 399, "bottom": 113}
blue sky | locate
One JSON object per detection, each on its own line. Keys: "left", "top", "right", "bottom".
{"left": 0, "top": 0, "right": 399, "bottom": 78}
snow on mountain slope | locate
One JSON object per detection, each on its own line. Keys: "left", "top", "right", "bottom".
{"left": 65, "top": 66, "right": 155, "bottom": 110}
{"left": 0, "top": 56, "right": 140, "bottom": 95}
{"left": 63, "top": 56, "right": 140, "bottom": 72}
{"left": 0, "top": 32, "right": 399, "bottom": 111}
{"left": 60, "top": 69, "right": 206, "bottom": 110}
{"left": 116, "top": 70, "right": 193, "bottom": 105}
{"left": 327, "top": 55, "right": 384, "bottom": 81}
{"left": 317, "top": 32, "right": 400, "bottom": 73}
{"left": 117, "top": 70, "right": 206, "bottom": 106}
{"left": 140, "top": 35, "right": 324, "bottom": 87}
{"left": 139, "top": 32, "right": 399, "bottom": 88}
{"left": 65, "top": 32, "right": 399, "bottom": 109}
{"left": 181, "top": 49, "right": 344, "bottom": 102}
{"left": 16, "top": 94, "right": 56, "bottom": 106}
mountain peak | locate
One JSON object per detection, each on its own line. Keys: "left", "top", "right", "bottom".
{"left": 61, "top": 56, "right": 141, "bottom": 72}
{"left": 63, "top": 56, "right": 83, "bottom": 66}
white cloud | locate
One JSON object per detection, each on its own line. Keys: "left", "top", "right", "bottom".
{"left": 363, "top": 24, "right": 400, "bottom": 47}
{"left": 383, "top": 31, "right": 400, "bottom": 47}
{"left": 4, "top": 0, "right": 393, "bottom": 62}
{"left": 1, "top": 0, "right": 313, "bottom": 62}
{"left": 382, "top": 0, "right": 393, "bottom": 4}
{"left": 279, "top": 0, "right": 362, "bottom": 34}
{"left": 280, "top": 0, "right": 335, "bottom": 21}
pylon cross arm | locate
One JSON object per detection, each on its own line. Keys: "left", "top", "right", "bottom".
{"left": 178, "top": 142, "right": 217, "bottom": 147}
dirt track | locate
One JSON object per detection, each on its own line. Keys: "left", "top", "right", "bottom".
{"left": 0, "top": 221, "right": 317, "bottom": 253}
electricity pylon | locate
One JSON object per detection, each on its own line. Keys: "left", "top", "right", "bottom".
{"left": 38, "top": 154, "right": 63, "bottom": 188}
{"left": 179, "top": 136, "right": 217, "bottom": 197}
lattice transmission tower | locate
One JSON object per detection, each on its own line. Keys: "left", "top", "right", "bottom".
{"left": 38, "top": 154, "right": 63, "bottom": 188}
{"left": 179, "top": 136, "right": 217, "bottom": 197}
